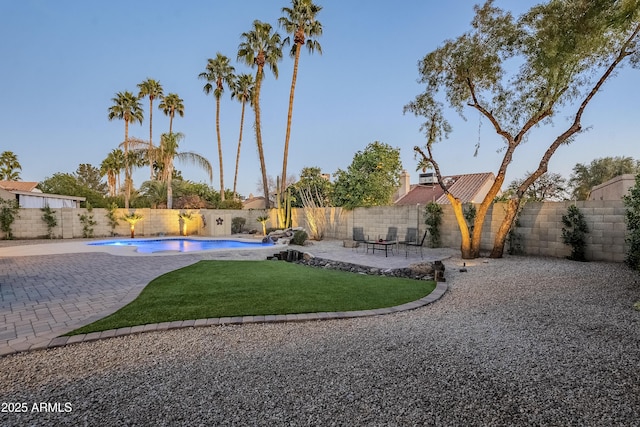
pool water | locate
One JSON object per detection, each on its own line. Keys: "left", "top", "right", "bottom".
{"left": 88, "top": 238, "right": 274, "bottom": 253}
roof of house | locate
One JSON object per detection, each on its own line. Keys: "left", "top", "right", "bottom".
{"left": 395, "top": 172, "right": 496, "bottom": 205}
{"left": 0, "top": 181, "right": 39, "bottom": 192}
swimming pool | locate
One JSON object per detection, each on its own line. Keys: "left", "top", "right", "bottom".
{"left": 88, "top": 238, "right": 274, "bottom": 253}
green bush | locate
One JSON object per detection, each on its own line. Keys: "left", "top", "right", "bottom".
{"left": 290, "top": 230, "right": 308, "bottom": 246}
{"left": 623, "top": 173, "right": 640, "bottom": 269}
{"left": 424, "top": 202, "right": 443, "bottom": 248}
{"left": 231, "top": 217, "right": 246, "bottom": 234}
{"left": 41, "top": 205, "right": 57, "bottom": 239}
{"left": 561, "top": 205, "right": 589, "bottom": 261}
{"left": 0, "top": 198, "right": 20, "bottom": 240}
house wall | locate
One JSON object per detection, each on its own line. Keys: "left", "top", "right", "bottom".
{"left": 589, "top": 174, "right": 635, "bottom": 201}
{"left": 4, "top": 201, "right": 629, "bottom": 262}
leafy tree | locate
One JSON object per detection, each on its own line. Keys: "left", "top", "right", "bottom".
{"left": 158, "top": 93, "right": 184, "bottom": 135}
{"left": 332, "top": 141, "right": 402, "bottom": 209}
{"left": 230, "top": 73, "right": 255, "bottom": 199}
{"left": 238, "top": 20, "right": 283, "bottom": 208}
{"left": 278, "top": 0, "right": 323, "bottom": 197}
{"left": 108, "top": 91, "right": 144, "bottom": 209}
{"left": 0, "top": 151, "right": 21, "bottom": 181}
{"left": 137, "top": 78, "right": 164, "bottom": 179}
{"left": 505, "top": 172, "right": 568, "bottom": 202}
{"left": 75, "top": 163, "right": 108, "bottom": 196}
{"left": 38, "top": 173, "right": 105, "bottom": 207}
{"left": 569, "top": 156, "right": 640, "bottom": 200}
{"left": 289, "top": 166, "right": 332, "bottom": 207}
{"left": 405, "top": 0, "right": 640, "bottom": 259}
{"left": 199, "top": 53, "right": 236, "bottom": 202}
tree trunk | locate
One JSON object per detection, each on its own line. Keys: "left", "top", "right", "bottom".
{"left": 446, "top": 194, "right": 474, "bottom": 259}
{"left": 281, "top": 42, "right": 302, "bottom": 197}
{"left": 216, "top": 96, "right": 225, "bottom": 202}
{"left": 149, "top": 98, "right": 154, "bottom": 180}
{"left": 124, "top": 120, "right": 130, "bottom": 210}
{"left": 254, "top": 67, "right": 270, "bottom": 208}
{"left": 490, "top": 198, "right": 520, "bottom": 258}
{"left": 233, "top": 100, "right": 246, "bottom": 200}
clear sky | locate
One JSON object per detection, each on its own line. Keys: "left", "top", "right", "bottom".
{"left": 1, "top": 0, "right": 637, "bottom": 198}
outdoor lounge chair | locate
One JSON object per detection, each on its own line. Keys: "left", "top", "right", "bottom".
{"left": 405, "top": 230, "right": 428, "bottom": 259}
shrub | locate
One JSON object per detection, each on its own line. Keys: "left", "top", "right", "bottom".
{"left": 0, "top": 198, "right": 20, "bottom": 240}
{"left": 78, "top": 204, "right": 97, "bottom": 238}
{"left": 105, "top": 203, "right": 120, "bottom": 236}
{"left": 231, "top": 217, "right": 246, "bottom": 234}
{"left": 290, "top": 230, "right": 308, "bottom": 246}
{"left": 424, "top": 202, "right": 443, "bottom": 248}
{"left": 561, "top": 205, "right": 589, "bottom": 261}
{"left": 623, "top": 173, "right": 640, "bottom": 269}
{"left": 41, "top": 205, "right": 58, "bottom": 239}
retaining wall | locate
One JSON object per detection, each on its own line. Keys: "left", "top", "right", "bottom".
{"left": 3, "top": 200, "right": 628, "bottom": 262}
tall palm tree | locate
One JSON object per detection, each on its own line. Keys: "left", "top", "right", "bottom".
{"left": 199, "top": 53, "right": 236, "bottom": 202}
{"left": 230, "top": 73, "right": 255, "bottom": 200}
{"left": 137, "top": 78, "right": 164, "bottom": 179}
{"left": 131, "top": 133, "right": 212, "bottom": 209}
{"left": 278, "top": 0, "right": 323, "bottom": 197}
{"left": 0, "top": 151, "right": 22, "bottom": 181}
{"left": 108, "top": 91, "right": 143, "bottom": 209}
{"left": 238, "top": 20, "right": 283, "bottom": 208}
{"left": 100, "top": 148, "right": 125, "bottom": 197}
{"left": 158, "top": 93, "right": 184, "bottom": 136}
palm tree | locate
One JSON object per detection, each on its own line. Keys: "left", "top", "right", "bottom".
{"left": 238, "top": 20, "right": 283, "bottom": 208}
{"left": 158, "top": 93, "right": 184, "bottom": 136}
{"left": 199, "top": 53, "right": 236, "bottom": 202}
{"left": 108, "top": 91, "right": 143, "bottom": 209}
{"left": 100, "top": 148, "right": 125, "bottom": 197}
{"left": 278, "top": 0, "right": 323, "bottom": 197}
{"left": 137, "top": 78, "right": 164, "bottom": 179}
{"left": 131, "top": 133, "right": 212, "bottom": 209}
{"left": 139, "top": 180, "right": 167, "bottom": 208}
{"left": 0, "top": 151, "right": 22, "bottom": 181}
{"left": 230, "top": 73, "right": 255, "bottom": 199}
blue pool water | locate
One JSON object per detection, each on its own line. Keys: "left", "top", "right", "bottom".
{"left": 88, "top": 238, "right": 274, "bottom": 253}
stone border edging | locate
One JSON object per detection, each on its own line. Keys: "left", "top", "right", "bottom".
{"left": 2, "top": 281, "right": 448, "bottom": 357}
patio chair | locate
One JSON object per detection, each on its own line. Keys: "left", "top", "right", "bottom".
{"left": 352, "top": 227, "right": 368, "bottom": 252}
{"left": 405, "top": 230, "right": 428, "bottom": 259}
{"left": 399, "top": 228, "right": 418, "bottom": 246}
{"left": 385, "top": 226, "right": 398, "bottom": 242}
{"left": 384, "top": 226, "right": 398, "bottom": 254}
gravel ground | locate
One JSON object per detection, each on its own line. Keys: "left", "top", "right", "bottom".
{"left": 0, "top": 255, "right": 639, "bottom": 426}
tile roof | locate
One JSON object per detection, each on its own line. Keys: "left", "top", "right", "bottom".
{"left": 0, "top": 181, "right": 39, "bottom": 192}
{"left": 395, "top": 172, "right": 495, "bottom": 205}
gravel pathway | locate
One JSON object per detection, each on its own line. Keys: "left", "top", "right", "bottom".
{"left": 0, "top": 255, "right": 638, "bottom": 426}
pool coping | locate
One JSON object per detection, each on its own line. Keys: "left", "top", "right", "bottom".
{"left": 3, "top": 281, "right": 448, "bottom": 357}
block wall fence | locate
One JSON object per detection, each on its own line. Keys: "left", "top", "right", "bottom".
{"left": 3, "top": 200, "right": 628, "bottom": 262}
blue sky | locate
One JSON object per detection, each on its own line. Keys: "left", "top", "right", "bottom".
{"left": 1, "top": 0, "right": 637, "bottom": 198}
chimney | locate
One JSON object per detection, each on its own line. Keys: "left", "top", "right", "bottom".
{"left": 399, "top": 170, "right": 410, "bottom": 197}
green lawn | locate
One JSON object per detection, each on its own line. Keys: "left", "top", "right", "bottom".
{"left": 68, "top": 260, "right": 435, "bottom": 335}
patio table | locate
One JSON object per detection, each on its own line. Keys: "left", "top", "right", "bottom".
{"left": 365, "top": 240, "right": 397, "bottom": 257}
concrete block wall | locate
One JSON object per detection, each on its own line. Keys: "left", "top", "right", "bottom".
{"left": 4, "top": 201, "right": 629, "bottom": 262}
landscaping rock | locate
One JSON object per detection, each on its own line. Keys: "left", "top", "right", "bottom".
{"left": 296, "top": 257, "right": 439, "bottom": 281}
